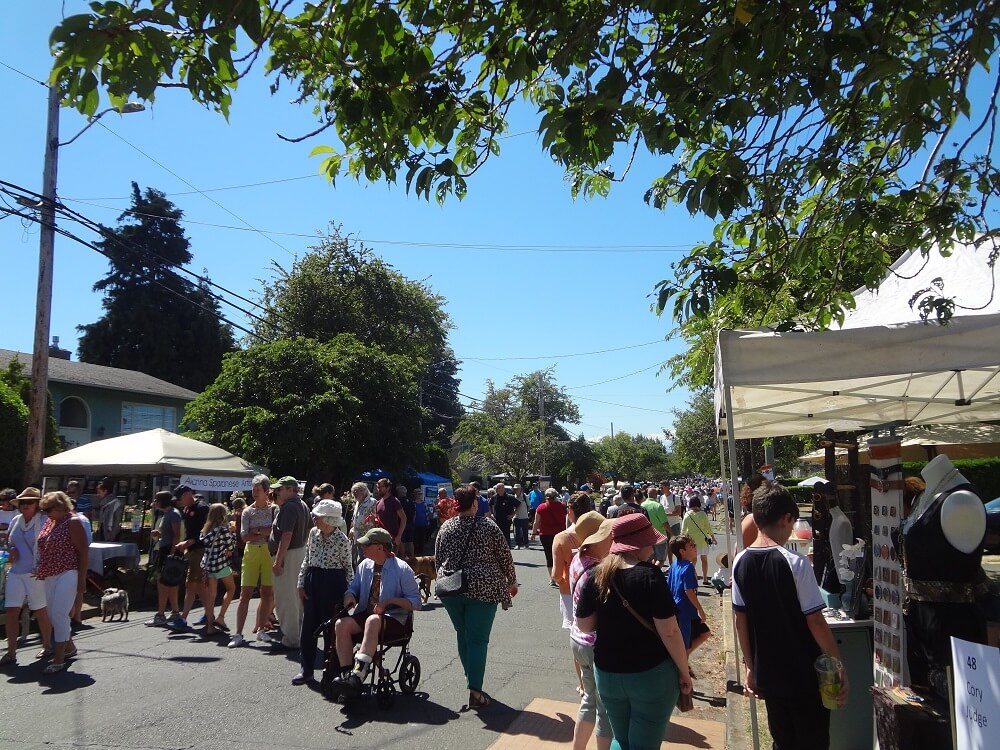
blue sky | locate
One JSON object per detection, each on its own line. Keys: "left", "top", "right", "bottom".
{"left": 0, "top": 2, "right": 715, "bottom": 441}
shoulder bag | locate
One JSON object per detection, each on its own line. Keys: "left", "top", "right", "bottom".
{"left": 436, "top": 518, "right": 476, "bottom": 598}
{"left": 610, "top": 576, "right": 694, "bottom": 712}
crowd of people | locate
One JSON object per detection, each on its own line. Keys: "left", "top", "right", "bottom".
{"left": 2, "top": 471, "right": 849, "bottom": 748}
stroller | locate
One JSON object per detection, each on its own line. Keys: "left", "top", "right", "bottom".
{"left": 318, "top": 608, "right": 421, "bottom": 708}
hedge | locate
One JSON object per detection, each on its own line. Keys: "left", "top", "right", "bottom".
{"left": 902, "top": 457, "right": 1000, "bottom": 503}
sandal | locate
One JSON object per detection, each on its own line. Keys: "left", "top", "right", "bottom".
{"left": 469, "top": 690, "right": 492, "bottom": 709}
{"left": 36, "top": 647, "right": 53, "bottom": 660}
{"left": 64, "top": 648, "right": 79, "bottom": 659}
{"left": 43, "top": 661, "right": 68, "bottom": 674}
{"left": 0, "top": 652, "right": 16, "bottom": 667}
{"left": 215, "top": 620, "right": 230, "bottom": 632}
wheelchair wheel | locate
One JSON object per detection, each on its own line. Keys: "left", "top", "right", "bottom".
{"left": 399, "top": 654, "right": 420, "bottom": 694}
{"left": 375, "top": 679, "right": 396, "bottom": 708}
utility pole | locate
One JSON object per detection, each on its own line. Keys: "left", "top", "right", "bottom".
{"left": 24, "top": 86, "right": 60, "bottom": 486}
{"left": 538, "top": 371, "right": 546, "bottom": 476}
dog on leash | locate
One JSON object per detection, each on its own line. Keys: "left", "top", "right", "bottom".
{"left": 405, "top": 556, "right": 437, "bottom": 603}
{"left": 100, "top": 588, "right": 129, "bottom": 622}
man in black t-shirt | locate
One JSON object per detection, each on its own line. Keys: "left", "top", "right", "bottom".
{"left": 169, "top": 485, "right": 209, "bottom": 630}
{"left": 491, "top": 483, "right": 516, "bottom": 549}
{"left": 733, "top": 485, "right": 847, "bottom": 749}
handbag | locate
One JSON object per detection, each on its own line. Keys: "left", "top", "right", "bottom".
{"left": 611, "top": 578, "right": 694, "bottom": 712}
{"left": 159, "top": 554, "right": 186, "bottom": 587}
{"left": 436, "top": 518, "right": 476, "bottom": 598}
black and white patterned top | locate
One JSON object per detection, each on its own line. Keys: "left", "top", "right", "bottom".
{"left": 200, "top": 525, "right": 236, "bottom": 574}
{"left": 435, "top": 515, "right": 517, "bottom": 609}
{"left": 297, "top": 526, "right": 354, "bottom": 588}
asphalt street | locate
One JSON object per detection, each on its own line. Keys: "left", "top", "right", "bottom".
{"left": 2, "top": 545, "right": 582, "bottom": 750}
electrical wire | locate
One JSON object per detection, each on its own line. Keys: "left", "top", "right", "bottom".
{"left": 62, "top": 197, "right": 696, "bottom": 252}
{"left": 93, "top": 120, "right": 298, "bottom": 258}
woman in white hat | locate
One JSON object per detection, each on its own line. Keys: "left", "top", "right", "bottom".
{"left": 568, "top": 511, "right": 614, "bottom": 750}
{"left": 2, "top": 488, "right": 54, "bottom": 667}
{"left": 293, "top": 499, "right": 353, "bottom": 685}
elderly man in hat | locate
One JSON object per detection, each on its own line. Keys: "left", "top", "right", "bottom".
{"left": 330, "top": 527, "right": 421, "bottom": 696}
{"left": 264, "top": 476, "right": 310, "bottom": 649}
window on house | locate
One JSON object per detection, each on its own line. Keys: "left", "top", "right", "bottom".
{"left": 121, "top": 403, "right": 176, "bottom": 434}
{"left": 59, "top": 397, "right": 89, "bottom": 429}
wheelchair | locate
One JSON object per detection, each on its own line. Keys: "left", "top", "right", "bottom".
{"left": 319, "top": 609, "right": 421, "bottom": 708}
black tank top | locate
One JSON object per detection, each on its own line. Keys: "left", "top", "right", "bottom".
{"left": 901, "top": 484, "right": 983, "bottom": 582}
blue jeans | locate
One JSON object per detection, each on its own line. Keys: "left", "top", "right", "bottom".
{"left": 441, "top": 596, "right": 498, "bottom": 692}
{"left": 596, "top": 660, "right": 680, "bottom": 750}
{"left": 513, "top": 518, "right": 530, "bottom": 547}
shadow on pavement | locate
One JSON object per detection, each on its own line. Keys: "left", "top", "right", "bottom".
{"left": 472, "top": 698, "right": 574, "bottom": 740}
{"left": 329, "top": 690, "right": 461, "bottom": 733}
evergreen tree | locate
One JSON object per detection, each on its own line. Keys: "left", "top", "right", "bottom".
{"left": 77, "top": 183, "right": 235, "bottom": 391}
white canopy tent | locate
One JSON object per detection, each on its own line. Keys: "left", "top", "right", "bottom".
{"left": 43, "top": 428, "right": 264, "bottom": 477}
{"left": 714, "top": 241, "right": 1000, "bottom": 749}
{"left": 841, "top": 240, "right": 1000, "bottom": 329}
{"left": 715, "top": 314, "right": 1000, "bottom": 441}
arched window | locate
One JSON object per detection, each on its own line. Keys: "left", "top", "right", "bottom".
{"left": 59, "top": 397, "right": 89, "bottom": 429}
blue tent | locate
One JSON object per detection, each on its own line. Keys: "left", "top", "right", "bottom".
{"left": 413, "top": 471, "right": 451, "bottom": 486}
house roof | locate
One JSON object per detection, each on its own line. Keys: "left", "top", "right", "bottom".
{"left": 0, "top": 349, "right": 198, "bottom": 402}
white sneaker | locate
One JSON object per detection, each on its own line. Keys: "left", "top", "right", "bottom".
{"left": 257, "top": 630, "right": 275, "bottom": 643}
{"left": 228, "top": 633, "right": 245, "bottom": 648}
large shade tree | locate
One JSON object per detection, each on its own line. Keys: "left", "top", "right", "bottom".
{"left": 255, "top": 229, "right": 462, "bottom": 448}
{"left": 184, "top": 335, "right": 422, "bottom": 485}
{"left": 51, "top": 1, "right": 1000, "bottom": 346}
{"left": 77, "top": 183, "right": 235, "bottom": 391}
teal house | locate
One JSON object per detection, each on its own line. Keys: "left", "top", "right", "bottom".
{"left": 0, "top": 347, "right": 197, "bottom": 450}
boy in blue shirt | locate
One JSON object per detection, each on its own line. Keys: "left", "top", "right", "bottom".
{"left": 667, "top": 535, "right": 710, "bottom": 670}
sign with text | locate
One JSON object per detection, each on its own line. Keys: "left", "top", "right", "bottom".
{"left": 951, "top": 636, "right": 1000, "bottom": 749}
{"left": 178, "top": 475, "right": 254, "bottom": 493}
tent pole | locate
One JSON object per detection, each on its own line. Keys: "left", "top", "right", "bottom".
{"left": 723, "top": 384, "right": 760, "bottom": 750}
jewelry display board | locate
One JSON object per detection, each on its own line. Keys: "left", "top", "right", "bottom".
{"left": 869, "top": 438, "right": 905, "bottom": 688}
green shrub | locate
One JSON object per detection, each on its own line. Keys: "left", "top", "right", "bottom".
{"left": 903, "top": 458, "right": 1000, "bottom": 502}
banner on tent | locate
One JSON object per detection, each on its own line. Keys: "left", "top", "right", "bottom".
{"left": 179, "top": 475, "right": 254, "bottom": 492}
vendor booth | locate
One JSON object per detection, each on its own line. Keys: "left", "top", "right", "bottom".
{"left": 41, "top": 429, "right": 263, "bottom": 580}
{"left": 715, "top": 243, "right": 1000, "bottom": 750}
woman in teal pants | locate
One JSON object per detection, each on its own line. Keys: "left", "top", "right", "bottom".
{"left": 435, "top": 485, "right": 518, "bottom": 708}
{"left": 576, "top": 513, "right": 693, "bottom": 750}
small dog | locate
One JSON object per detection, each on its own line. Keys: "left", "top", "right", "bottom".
{"left": 100, "top": 588, "right": 129, "bottom": 622}
{"left": 406, "top": 556, "right": 437, "bottom": 603}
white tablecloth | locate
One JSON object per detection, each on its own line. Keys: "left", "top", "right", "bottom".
{"left": 88, "top": 542, "right": 141, "bottom": 575}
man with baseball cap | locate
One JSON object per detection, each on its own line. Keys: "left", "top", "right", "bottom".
{"left": 266, "top": 476, "right": 310, "bottom": 649}
{"left": 329, "top": 527, "right": 421, "bottom": 697}
{"left": 169, "top": 484, "right": 209, "bottom": 630}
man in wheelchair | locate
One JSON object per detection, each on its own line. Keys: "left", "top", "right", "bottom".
{"left": 330, "top": 527, "right": 421, "bottom": 697}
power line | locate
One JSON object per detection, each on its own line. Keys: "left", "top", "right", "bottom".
{"left": 0, "top": 60, "right": 47, "bottom": 87}
{"left": 575, "top": 395, "right": 672, "bottom": 414}
{"left": 94, "top": 120, "right": 298, "bottom": 258}
{"left": 565, "top": 361, "right": 663, "bottom": 389}
{"left": 62, "top": 198, "right": 696, "bottom": 252}
{"left": 466, "top": 339, "right": 664, "bottom": 361}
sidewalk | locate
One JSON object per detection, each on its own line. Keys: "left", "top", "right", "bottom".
{"left": 487, "top": 698, "right": 725, "bottom": 750}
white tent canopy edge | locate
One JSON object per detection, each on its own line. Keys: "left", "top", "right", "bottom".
{"left": 714, "top": 315, "right": 1000, "bottom": 440}
{"left": 43, "top": 428, "right": 264, "bottom": 477}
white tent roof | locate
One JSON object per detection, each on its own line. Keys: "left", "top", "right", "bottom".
{"left": 715, "top": 315, "right": 1000, "bottom": 439}
{"left": 841, "top": 240, "right": 1000, "bottom": 329}
{"left": 43, "top": 428, "right": 263, "bottom": 476}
